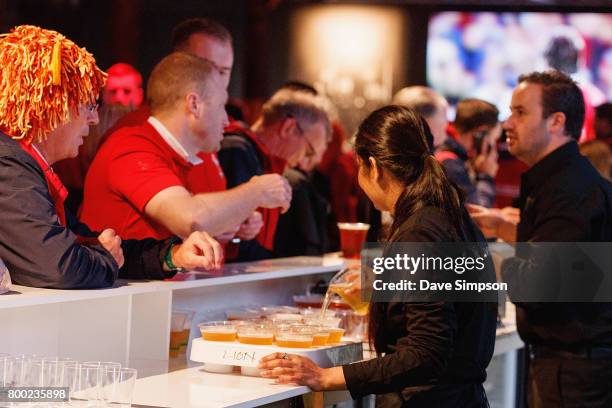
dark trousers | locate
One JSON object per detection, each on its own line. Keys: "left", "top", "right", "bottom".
{"left": 528, "top": 355, "right": 612, "bottom": 408}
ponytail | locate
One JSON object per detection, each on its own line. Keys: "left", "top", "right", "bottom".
{"left": 391, "top": 154, "right": 464, "bottom": 237}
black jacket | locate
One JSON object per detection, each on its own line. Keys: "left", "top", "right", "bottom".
{"left": 501, "top": 141, "right": 612, "bottom": 348}
{"left": 218, "top": 130, "right": 274, "bottom": 261}
{"left": 342, "top": 206, "right": 497, "bottom": 407}
{"left": 274, "top": 168, "right": 330, "bottom": 257}
{"left": 0, "top": 134, "right": 175, "bottom": 289}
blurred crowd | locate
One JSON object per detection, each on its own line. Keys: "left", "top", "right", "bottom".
{"left": 48, "top": 16, "right": 611, "bottom": 264}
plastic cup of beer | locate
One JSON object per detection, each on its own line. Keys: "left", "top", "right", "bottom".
{"left": 275, "top": 325, "right": 315, "bottom": 348}
{"left": 304, "top": 318, "right": 342, "bottom": 344}
{"left": 327, "top": 327, "right": 346, "bottom": 343}
{"left": 174, "top": 309, "right": 195, "bottom": 353}
{"left": 198, "top": 321, "right": 237, "bottom": 342}
{"left": 170, "top": 311, "right": 187, "bottom": 357}
{"left": 337, "top": 222, "right": 370, "bottom": 259}
{"left": 309, "top": 326, "right": 331, "bottom": 346}
{"left": 237, "top": 323, "right": 275, "bottom": 345}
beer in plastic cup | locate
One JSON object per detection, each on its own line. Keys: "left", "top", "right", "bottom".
{"left": 337, "top": 223, "right": 370, "bottom": 259}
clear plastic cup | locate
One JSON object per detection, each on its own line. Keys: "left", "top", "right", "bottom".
{"left": 275, "top": 325, "right": 316, "bottom": 348}
{"left": 303, "top": 316, "right": 342, "bottom": 328}
{"left": 237, "top": 324, "right": 274, "bottom": 345}
{"left": 225, "top": 309, "right": 261, "bottom": 321}
{"left": 82, "top": 361, "right": 122, "bottom": 371}
{"left": 270, "top": 313, "right": 303, "bottom": 324}
{"left": 26, "top": 358, "right": 60, "bottom": 387}
{"left": 77, "top": 365, "right": 104, "bottom": 404}
{"left": 9, "top": 355, "right": 39, "bottom": 387}
{"left": 0, "top": 354, "right": 10, "bottom": 387}
{"left": 198, "top": 321, "right": 237, "bottom": 342}
{"left": 60, "top": 362, "right": 83, "bottom": 405}
{"left": 102, "top": 367, "right": 137, "bottom": 407}
{"left": 260, "top": 306, "right": 300, "bottom": 316}
{"left": 80, "top": 361, "right": 122, "bottom": 404}
{"left": 336, "top": 309, "right": 368, "bottom": 341}
{"left": 299, "top": 307, "right": 337, "bottom": 318}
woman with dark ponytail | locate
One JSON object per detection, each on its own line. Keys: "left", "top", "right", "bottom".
{"left": 259, "top": 106, "right": 497, "bottom": 407}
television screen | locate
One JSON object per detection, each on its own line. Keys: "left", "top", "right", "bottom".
{"left": 427, "top": 12, "right": 612, "bottom": 119}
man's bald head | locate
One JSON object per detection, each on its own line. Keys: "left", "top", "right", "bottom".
{"left": 393, "top": 86, "right": 449, "bottom": 147}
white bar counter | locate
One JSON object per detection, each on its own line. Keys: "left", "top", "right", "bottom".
{"left": 131, "top": 366, "right": 349, "bottom": 408}
{"left": 0, "top": 256, "right": 345, "bottom": 374}
{"left": 1, "top": 252, "right": 524, "bottom": 408}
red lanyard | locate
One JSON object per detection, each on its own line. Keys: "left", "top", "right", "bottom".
{"left": 20, "top": 142, "right": 68, "bottom": 226}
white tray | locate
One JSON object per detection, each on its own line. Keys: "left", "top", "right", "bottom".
{"left": 190, "top": 337, "right": 363, "bottom": 368}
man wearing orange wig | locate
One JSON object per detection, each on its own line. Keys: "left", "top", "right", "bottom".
{"left": 0, "top": 25, "right": 222, "bottom": 289}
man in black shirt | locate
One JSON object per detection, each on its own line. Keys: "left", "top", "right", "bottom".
{"left": 470, "top": 71, "right": 612, "bottom": 407}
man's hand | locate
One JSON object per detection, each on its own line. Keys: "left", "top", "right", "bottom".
{"left": 467, "top": 204, "right": 518, "bottom": 242}
{"left": 172, "top": 231, "right": 223, "bottom": 270}
{"left": 98, "top": 229, "right": 124, "bottom": 268}
{"left": 236, "top": 211, "right": 264, "bottom": 240}
{"left": 248, "top": 174, "right": 292, "bottom": 213}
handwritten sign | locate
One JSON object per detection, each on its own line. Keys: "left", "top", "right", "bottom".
{"left": 221, "top": 349, "right": 258, "bottom": 363}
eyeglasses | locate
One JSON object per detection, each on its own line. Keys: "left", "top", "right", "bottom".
{"left": 289, "top": 115, "right": 316, "bottom": 159}
{"left": 83, "top": 103, "right": 99, "bottom": 113}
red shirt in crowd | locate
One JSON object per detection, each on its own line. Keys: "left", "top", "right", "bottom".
{"left": 80, "top": 119, "right": 225, "bottom": 240}
{"left": 318, "top": 122, "right": 360, "bottom": 222}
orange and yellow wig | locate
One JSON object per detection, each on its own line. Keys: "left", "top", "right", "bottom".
{"left": 0, "top": 25, "right": 106, "bottom": 143}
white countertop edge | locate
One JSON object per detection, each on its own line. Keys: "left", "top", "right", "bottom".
{"left": 0, "top": 256, "right": 345, "bottom": 309}
{"left": 0, "top": 281, "right": 164, "bottom": 309}
{"left": 163, "top": 264, "right": 342, "bottom": 291}
{"left": 223, "top": 385, "right": 311, "bottom": 408}
{"left": 132, "top": 366, "right": 312, "bottom": 408}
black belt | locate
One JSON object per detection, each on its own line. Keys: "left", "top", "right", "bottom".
{"left": 530, "top": 345, "right": 612, "bottom": 359}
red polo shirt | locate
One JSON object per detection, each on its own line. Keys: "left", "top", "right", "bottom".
{"left": 103, "top": 104, "right": 226, "bottom": 193}
{"left": 80, "top": 121, "right": 224, "bottom": 240}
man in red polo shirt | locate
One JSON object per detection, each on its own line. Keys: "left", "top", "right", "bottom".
{"left": 57, "top": 19, "right": 234, "bottom": 215}
{"left": 80, "top": 52, "right": 290, "bottom": 241}
{"left": 104, "top": 18, "right": 234, "bottom": 195}
{"left": 219, "top": 88, "right": 331, "bottom": 260}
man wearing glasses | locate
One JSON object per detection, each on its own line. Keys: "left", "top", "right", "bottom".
{"left": 219, "top": 88, "right": 331, "bottom": 260}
